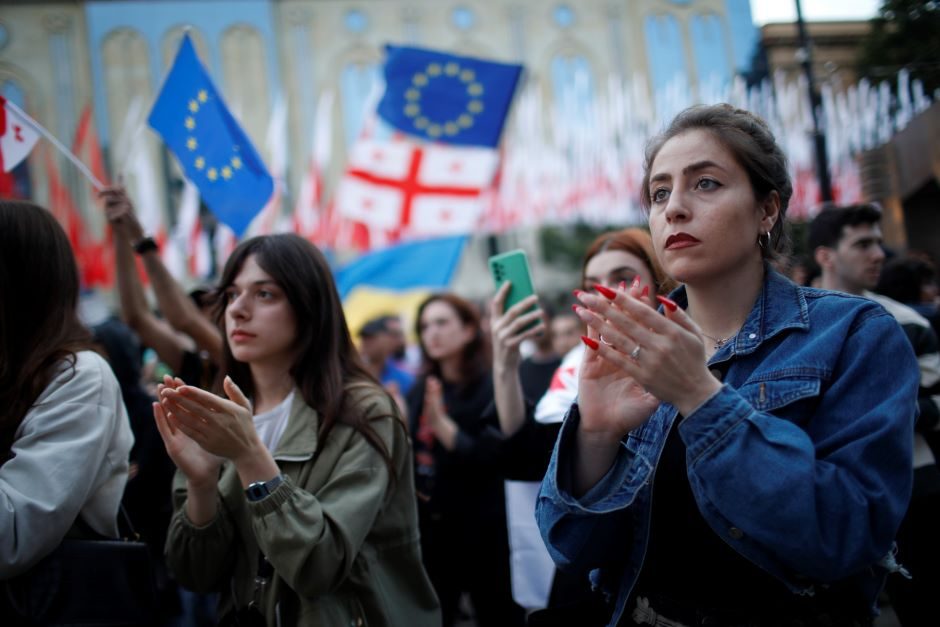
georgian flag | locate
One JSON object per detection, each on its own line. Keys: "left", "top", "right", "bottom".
{"left": 335, "top": 137, "right": 499, "bottom": 239}
{"left": 0, "top": 96, "right": 40, "bottom": 173}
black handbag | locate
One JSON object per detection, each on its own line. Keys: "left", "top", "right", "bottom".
{"left": 3, "top": 506, "right": 157, "bottom": 626}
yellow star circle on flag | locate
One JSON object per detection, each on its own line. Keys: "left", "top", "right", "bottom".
{"left": 186, "top": 137, "right": 197, "bottom": 151}
{"left": 188, "top": 99, "right": 199, "bottom": 113}
{"left": 231, "top": 156, "right": 242, "bottom": 169}
{"left": 185, "top": 117, "right": 195, "bottom": 130}
{"left": 207, "top": 168, "right": 218, "bottom": 181}
{"left": 195, "top": 156, "right": 205, "bottom": 170}
{"left": 222, "top": 166, "right": 233, "bottom": 180}
{"left": 198, "top": 89, "right": 208, "bottom": 103}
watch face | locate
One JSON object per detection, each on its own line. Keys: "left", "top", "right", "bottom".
{"left": 246, "top": 482, "right": 268, "bottom": 502}
{"left": 245, "top": 475, "right": 283, "bottom": 501}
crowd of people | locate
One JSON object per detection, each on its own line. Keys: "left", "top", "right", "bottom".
{"left": 2, "top": 103, "right": 939, "bottom": 627}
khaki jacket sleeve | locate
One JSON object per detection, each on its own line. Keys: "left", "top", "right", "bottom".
{"left": 164, "top": 469, "right": 238, "bottom": 593}
{"left": 247, "top": 399, "right": 399, "bottom": 599}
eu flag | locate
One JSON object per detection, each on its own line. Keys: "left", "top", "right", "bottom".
{"left": 377, "top": 45, "right": 523, "bottom": 148}
{"left": 148, "top": 34, "right": 273, "bottom": 236}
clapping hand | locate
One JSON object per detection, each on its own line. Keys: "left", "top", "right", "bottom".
{"left": 152, "top": 375, "right": 223, "bottom": 489}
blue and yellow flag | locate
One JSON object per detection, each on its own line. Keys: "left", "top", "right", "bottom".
{"left": 336, "top": 235, "right": 468, "bottom": 337}
{"left": 377, "top": 45, "right": 523, "bottom": 148}
{"left": 148, "top": 34, "right": 273, "bottom": 236}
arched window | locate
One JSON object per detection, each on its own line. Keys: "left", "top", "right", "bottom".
{"left": 690, "top": 13, "right": 730, "bottom": 91}
{"left": 643, "top": 14, "right": 689, "bottom": 99}
{"left": 340, "top": 60, "right": 380, "bottom": 147}
{"left": 221, "top": 24, "right": 270, "bottom": 146}
{"left": 551, "top": 52, "right": 594, "bottom": 132}
{"left": 161, "top": 26, "right": 210, "bottom": 70}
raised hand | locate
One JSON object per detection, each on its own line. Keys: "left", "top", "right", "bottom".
{"left": 423, "top": 376, "right": 458, "bottom": 450}
{"left": 153, "top": 376, "right": 222, "bottom": 489}
{"left": 98, "top": 184, "right": 145, "bottom": 242}
{"left": 489, "top": 281, "right": 545, "bottom": 371}
{"left": 158, "top": 375, "right": 261, "bottom": 465}
{"left": 574, "top": 283, "right": 722, "bottom": 418}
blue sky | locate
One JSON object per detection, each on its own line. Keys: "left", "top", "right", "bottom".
{"left": 750, "top": 0, "right": 882, "bottom": 25}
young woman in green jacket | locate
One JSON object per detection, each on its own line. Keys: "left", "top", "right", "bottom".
{"left": 154, "top": 234, "right": 440, "bottom": 626}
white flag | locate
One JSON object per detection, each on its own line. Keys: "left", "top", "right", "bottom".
{"left": 0, "top": 96, "right": 40, "bottom": 173}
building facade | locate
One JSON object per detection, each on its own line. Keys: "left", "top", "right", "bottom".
{"left": 0, "top": 0, "right": 759, "bottom": 237}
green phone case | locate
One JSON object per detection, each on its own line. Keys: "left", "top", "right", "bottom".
{"left": 488, "top": 249, "right": 538, "bottom": 324}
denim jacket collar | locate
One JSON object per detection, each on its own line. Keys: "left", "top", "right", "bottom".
{"left": 666, "top": 265, "right": 810, "bottom": 359}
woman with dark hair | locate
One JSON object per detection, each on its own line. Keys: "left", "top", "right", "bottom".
{"left": 407, "top": 293, "right": 525, "bottom": 627}
{"left": 0, "top": 200, "right": 133, "bottom": 578}
{"left": 489, "top": 228, "right": 672, "bottom": 624}
{"left": 156, "top": 234, "right": 439, "bottom": 626}
{"left": 538, "top": 104, "right": 919, "bottom": 626}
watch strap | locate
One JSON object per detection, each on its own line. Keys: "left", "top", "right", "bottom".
{"left": 133, "top": 236, "right": 158, "bottom": 255}
{"left": 245, "top": 474, "right": 285, "bottom": 502}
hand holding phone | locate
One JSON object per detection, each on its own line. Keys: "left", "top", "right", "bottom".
{"left": 488, "top": 249, "right": 539, "bottom": 330}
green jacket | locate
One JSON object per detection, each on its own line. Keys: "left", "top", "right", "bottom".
{"left": 165, "top": 384, "right": 441, "bottom": 626}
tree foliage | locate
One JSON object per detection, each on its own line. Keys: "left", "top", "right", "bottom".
{"left": 858, "top": 0, "right": 940, "bottom": 94}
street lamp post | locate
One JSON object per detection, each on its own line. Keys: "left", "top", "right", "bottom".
{"left": 795, "top": 0, "right": 834, "bottom": 203}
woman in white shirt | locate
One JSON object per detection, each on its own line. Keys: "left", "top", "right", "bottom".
{"left": 0, "top": 200, "right": 133, "bottom": 579}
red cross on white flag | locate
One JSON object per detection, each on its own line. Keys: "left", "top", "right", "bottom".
{"left": 334, "top": 137, "right": 499, "bottom": 242}
{"left": 0, "top": 96, "right": 40, "bottom": 173}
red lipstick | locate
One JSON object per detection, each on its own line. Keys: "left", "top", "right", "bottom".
{"left": 665, "top": 233, "right": 701, "bottom": 250}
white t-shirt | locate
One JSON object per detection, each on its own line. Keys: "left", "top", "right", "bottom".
{"left": 253, "top": 390, "right": 295, "bottom": 453}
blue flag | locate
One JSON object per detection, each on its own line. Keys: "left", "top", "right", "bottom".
{"left": 377, "top": 45, "right": 523, "bottom": 148}
{"left": 335, "top": 235, "right": 467, "bottom": 299}
{"left": 148, "top": 34, "right": 273, "bottom": 236}
{"left": 336, "top": 235, "right": 468, "bottom": 340}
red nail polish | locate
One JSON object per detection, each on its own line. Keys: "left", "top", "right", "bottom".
{"left": 619, "top": 280, "right": 627, "bottom": 291}
{"left": 657, "top": 295, "right": 678, "bottom": 312}
{"left": 641, "top": 285, "right": 650, "bottom": 298}
{"left": 581, "top": 335, "right": 599, "bottom": 350}
{"left": 572, "top": 289, "right": 583, "bottom": 298}
{"left": 631, "top": 276, "right": 641, "bottom": 289}
{"left": 571, "top": 304, "right": 581, "bottom": 313}
{"left": 594, "top": 284, "right": 617, "bottom": 300}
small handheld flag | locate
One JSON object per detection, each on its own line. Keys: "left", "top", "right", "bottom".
{"left": 148, "top": 34, "right": 273, "bottom": 236}
{"left": 0, "top": 96, "right": 40, "bottom": 173}
{"left": 377, "top": 45, "right": 523, "bottom": 148}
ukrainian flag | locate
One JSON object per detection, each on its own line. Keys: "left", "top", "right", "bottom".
{"left": 336, "top": 235, "right": 468, "bottom": 337}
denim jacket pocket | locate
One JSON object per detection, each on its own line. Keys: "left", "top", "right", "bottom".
{"left": 738, "top": 374, "right": 822, "bottom": 416}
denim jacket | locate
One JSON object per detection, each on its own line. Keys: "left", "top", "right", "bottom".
{"left": 536, "top": 269, "right": 918, "bottom": 625}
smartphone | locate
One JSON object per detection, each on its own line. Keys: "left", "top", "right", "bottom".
{"left": 488, "top": 249, "right": 539, "bottom": 328}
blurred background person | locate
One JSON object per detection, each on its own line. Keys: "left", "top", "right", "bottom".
{"left": 358, "top": 315, "right": 415, "bottom": 396}
{"left": 100, "top": 186, "right": 222, "bottom": 388}
{"left": 811, "top": 204, "right": 940, "bottom": 627}
{"left": 407, "top": 293, "right": 527, "bottom": 627}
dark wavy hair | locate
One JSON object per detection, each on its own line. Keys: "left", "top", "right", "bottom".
{"left": 581, "top": 227, "right": 677, "bottom": 295}
{"left": 640, "top": 104, "right": 794, "bottom": 260}
{"left": 213, "top": 234, "right": 396, "bottom": 471}
{"left": 415, "top": 293, "right": 488, "bottom": 386}
{"left": 0, "top": 200, "right": 92, "bottom": 455}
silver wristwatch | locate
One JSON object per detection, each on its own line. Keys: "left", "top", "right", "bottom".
{"left": 245, "top": 474, "right": 285, "bottom": 502}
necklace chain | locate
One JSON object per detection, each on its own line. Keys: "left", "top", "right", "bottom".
{"left": 700, "top": 331, "right": 734, "bottom": 350}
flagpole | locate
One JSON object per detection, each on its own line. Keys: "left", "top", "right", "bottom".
{"left": 5, "top": 99, "right": 106, "bottom": 191}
